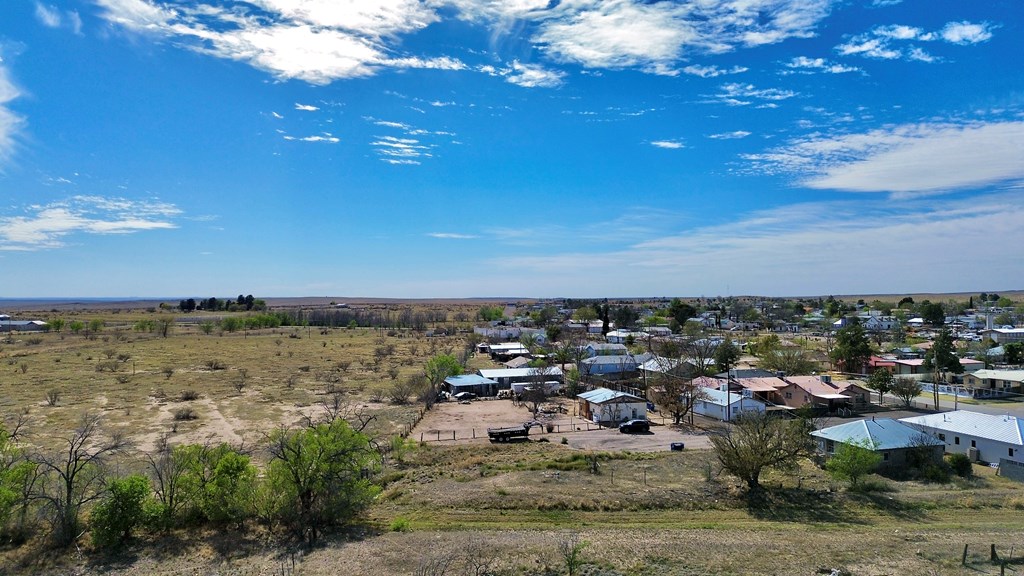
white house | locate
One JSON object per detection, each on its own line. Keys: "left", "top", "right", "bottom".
{"left": 692, "top": 388, "right": 766, "bottom": 421}
{"left": 605, "top": 329, "right": 637, "bottom": 344}
{"left": 577, "top": 388, "right": 647, "bottom": 424}
{"left": 982, "top": 328, "right": 1024, "bottom": 344}
{"left": 900, "top": 410, "right": 1024, "bottom": 465}
{"left": 478, "top": 367, "right": 563, "bottom": 387}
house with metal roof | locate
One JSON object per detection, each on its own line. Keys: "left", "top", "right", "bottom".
{"left": 811, "top": 418, "right": 943, "bottom": 470}
{"left": 477, "top": 367, "right": 563, "bottom": 387}
{"left": 964, "top": 370, "right": 1024, "bottom": 396}
{"left": 580, "top": 354, "right": 650, "bottom": 377}
{"left": 444, "top": 374, "right": 502, "bottom": 397}
{"left": 900, "top": 410, "right": 1024, "bottom": 465}
{"left": 0, "top": 319, "right": 48, "bottom": 332}
{"left": 577, "top": 387, "right": 647, "bottom": 424}
{"left": 692, "top": 388, "right": 766, "bottom": 422}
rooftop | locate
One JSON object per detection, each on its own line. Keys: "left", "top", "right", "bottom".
{"left": 900, "top": 410, "right": 1024, "bottom": 446}
{"left": 811, "top": 419, "right": 942, "bottom": 450}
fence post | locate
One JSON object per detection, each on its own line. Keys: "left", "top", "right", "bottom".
{"left": 420, "top": 432, "right": 423, "bottom": 442}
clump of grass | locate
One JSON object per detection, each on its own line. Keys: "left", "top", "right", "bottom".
{"left": 173, "top": 407, "right": 198, "bottom": 421}
{"left": 390, "top": 517, "right": 411, "bottom": 532}
{"left": 179, "top": 390, "right": 200, "bottom": 401}
{"left": 205, "top": 359, "right": 227, "bottom": 370}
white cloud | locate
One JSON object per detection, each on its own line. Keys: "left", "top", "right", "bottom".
{"left": 0, "top": 196, "right": 181, "bottom": 251}
{"left": 941, "top": 21, "right": 994, "bottom": 45}
{"left": 708, "top": 83, "right": 797, "bottom": 106}
{"left": 487, "top": 192, "right": 1024, "bottom": 296}
{"left": 427, "top": 232, "right": 477, "bottom": 239}
{"left": 837, "top": 20, "right": 994, "bottom": 62}
{"left": 0, "top": 60, "right": 23, "bottom": 167}
{"left": 784, "top": 56, "right": 860, "bottom": 74}
{"left": 371, "top": 134, "right": 432, "bottom": 163}
{"left": 708, "top": 131, "right": 751, "bottom": 139}
{"left": 34, "top": 3, "right": 62, "bottom": 27}
{"left": 283, "top": 134, "right": 339, "bottom": 142}
{"left": 271, "top": 111, "right": 283, "bottom": 119}
{"left": 651, "top": 140, "right": 684, "bottom": 149}
{"left": 682, "top": 64, "right": 748, "bottom": 78}
{"left": 294, "top": 103, "right": 319, "bottom": 111}
{"left": 743, "top": 120, "right": 1024, "bottom": 194}
{"left": 502, "top": 60, "right": 564, "bottom": 88}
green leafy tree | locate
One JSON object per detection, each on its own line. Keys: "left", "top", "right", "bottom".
{"left": 200, "top": 447, "right": 256, "bottom": 524}
{"left": 69, "top": 320, "right": 84, "bottom": 335}
{"left": 759, "top": 348, "right": 817, "bottom": 375}
{"left": 866, "top": 369, "right": 893, "bottom": 404}
{"left": 0, "top": 424, "right": 35, "bottom": 541}
{"left": 830, "top": 321, "right": 872, "bottom": 374}
{"left": 477, "top": 306, "right": 504, "bottom": 322}
{"left": 266, "top": 419, "right": 380, "bottom": 545}
{"left": 713, "top": 337, "right": 740, "bottom": 373}
{"left": 825, "top": 439, "right": 882, "bottom": 487}
{"left": 424, "top": 353, "right": 463, "bottom": 409}
{"left": 824, "top": 296, "right": 841, "bottom": 318}
{"left": 87, "top": 318, "right": 104, "bottom": 334}
{"left": 89, "top": 474, "right": 150, "bottom": 548}
{"left": 891, "top": 377, "right": 922, "bottom": 408}
{"left": 667, "top": 298, "right": 697, "bottom": 330}
{"left": 750, "top": 334, "right": 781, "bottom": 357}
{"left": 709, "top": 412, "right": 812, "bottom": 494}
{"left": 48, "top": 318, "right": 65, "bottom": 333}
{"left": 925, "top": 327, "right": 963, "bottom": 379}
{"left": 918, "top": 301, "right": 945, "bottom": 327}
{"left": 572, "top": 306, "right": 597, "bottom": 322}
{"left": 1005, "top": 343, "right": 1024, "bottom": 365}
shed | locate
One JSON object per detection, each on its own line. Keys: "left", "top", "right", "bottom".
{"left": 577, "top": 388, "right": 647, "bottom": 425}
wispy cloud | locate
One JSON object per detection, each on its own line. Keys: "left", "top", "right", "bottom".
{"left": 708, "top": 131, "right": 751, "bottom": 139}
{"left": 427, "top": 232, "right": 477, "bottom": 239}
{"left": 294, "top": 103, "right": 319, "bottom": 111}
{"left": 650, "top": 140, "right": 685, "bottom": 149}
{"left": 783, "top": 56, "right": 860, "bottom": 74}
{"left": 488, "top": 192, "right": 1024, "bottom": 295}
{"left": 743, "top": 120, "right": 1024, "bottom": 194}
{"left": 502, "top": 60, "right": 564, "bottom": 88}
{"left": 682, "top": 64, "right": 748, "bottom": 78}
{"left": 836, "top": 20, "right": 995, "bottom": 62}
{"left": 0, "top": 59, "right": 23, "bottom": 167}
{"left": 370, "top": 135, "right": 432, "bottom": 165}
{"left": 283, "top": 134, "right": 339, "bottom": 143}
{"left": 0, "top": 195, "right": 181, "bottom": 251}
{"left": 707, "top": 83, "right": 797, "bottom": 106}
{"left": 34, "top": 2, "right": 83, "bottom": 33}
{"left": 95, "top": 0, "right": 834, "bottom": 85}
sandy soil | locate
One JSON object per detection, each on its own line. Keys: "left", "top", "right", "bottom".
{"left": 411, "top": 398, "right": 714, "bottom": 451}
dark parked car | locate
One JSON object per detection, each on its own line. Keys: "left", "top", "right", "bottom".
{"left": 618, "top": 419, "right": 650, "bottom": 434}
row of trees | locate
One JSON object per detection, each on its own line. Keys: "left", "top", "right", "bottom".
{"left": 0, "top": 409, "right": 380, "bottom": 550}
{"left": 178, "top": 295, "right": 266, "bottom": 312}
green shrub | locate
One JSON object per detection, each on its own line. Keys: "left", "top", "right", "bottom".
{"left": 390, "top": 516, "right": 411, "bottom": 532}
{"left": 920, "top": 462, "right": 951, "bottom": 483}
{"left": 90, "top": 475, "right": 150, "bottom": 549}
{"left": 947, "top": 453, "right": 973, "bottom": 478}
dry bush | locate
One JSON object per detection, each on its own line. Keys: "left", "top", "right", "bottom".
{"left": 161, "top": 366, "right": 174, "bottom": 379}
{"left": 205, "top": 359, "right": 227, "bottom": 370}
{"left": 173, "top": 407, "right": 197, "bottom": 420}
{"left": 46, "top": 388, "right": 60, "bottom": 406}
{"left": 179, "top": 390, "right": 200, "bottom": 401}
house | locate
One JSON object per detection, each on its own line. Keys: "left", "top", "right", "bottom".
{"left": 900, "top": 410, "right": 1024, "bottom": 465}
{"left": 0, "top": 320, "right": 48, "bottom": 332}
{"left": 982, "top": 328, "right": 1024, "bottom": 344}
{"left": 580, "top": 354, "right": 648, "bottom": 377}
{"left": 963, "top": 370, "right": 1024, "bottom": 396}
{"left": 692, "top": 388, "right": 766, "bottom": 421}
{"left": 771, "top": 375, "right": 870, "bottom": 411}
{"left": 811, "top": 419, "right": 943, "bottom": 470}
{"left": 959, "top": 358, "right": 985, "bottom": 373}
{"left": 503, "top": 356, "right": 533, "bottom": 369}
{"left": 444, "top": 374, "right": 502, "bottom": 397}
{"left": 577, "top": 388, "right": 647, "bottom": 424}
{"left": 863, "top": 316, "right": 899, "bottom": 331}
{"left": 892, "top": 358, "right": 925, "bottom": 375}
{"left": 486, "top": 342, "right": 531, "bottom": 361}
{"left": 638, "top": 356, "right": 697, "bottom": 378}
{"left": 584, "top": 342, "right": 628, "bottom": 357}
{"left": 477, "top": 367, "right": 563, "bottom": 387}
{"left": 605, "top": 329, "right": 637, "bottom": 344}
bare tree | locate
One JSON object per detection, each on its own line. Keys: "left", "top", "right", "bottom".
{"left": 32, "top": 414, "right": 129, "bottom": 546}
{"left": 654, "top": 374, "right": 707, "bottom": 426}
{"left": 144, "top": 434, "right": 193, "bottom": 529}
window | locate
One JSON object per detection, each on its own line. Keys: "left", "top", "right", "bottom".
{"left": 971, "top": 440, "right": 976, "bottom": 448}
{"left": 826, "top": 440, "right": 834, "bottom": 454}
{"left": 938, "top": 433, "right": 945, "bottom": 441}
{"left": 883, "top": 452, "right": 890, "bottom": 461}
{"left": 1011, "top": 448, "right": 1016, "bottom": 457}
{"left": 784, "top": 392, "right": 792, "bottom": 399}
{"left": 955, "top": 437, "right": 960, "bottom": 445}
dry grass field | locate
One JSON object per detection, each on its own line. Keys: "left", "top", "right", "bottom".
{"left": 2, "top": 304, "right": 1024, "bottom": 575}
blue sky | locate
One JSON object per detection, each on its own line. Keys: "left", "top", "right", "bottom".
{"left": 0, "top": 0, "right": 1022, "bottom": 299}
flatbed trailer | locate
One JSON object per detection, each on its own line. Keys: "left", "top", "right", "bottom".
{"left": 487, "top": 421, "right": 536, "bottom": 442}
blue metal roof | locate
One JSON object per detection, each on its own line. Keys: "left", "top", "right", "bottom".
{"left": 901, "top": 410, "right": 1024, "bottom": 446}
{"left": 444, "top": 374, "right": 498, "bottom": 387}
{"left": 811, "top": 419, "right": 942, "bottom": 450}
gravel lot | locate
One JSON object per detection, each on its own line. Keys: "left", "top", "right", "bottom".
{"left": 411, "top": 397, "right": 714, "bottom": 452}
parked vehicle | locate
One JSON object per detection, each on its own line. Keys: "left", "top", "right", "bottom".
{"left": 487, "top": 421, "right": 536, "bottom": 442}
{"left": 618, "top": 419, "right": 650, "bottom": 434}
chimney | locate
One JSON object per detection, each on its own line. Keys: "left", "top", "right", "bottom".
{"left": 821, "top": 375, "right": 833, "bottom": 385}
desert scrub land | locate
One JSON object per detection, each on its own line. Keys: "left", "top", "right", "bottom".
{"left": 1, "top": 306, "right": 1023, "bottom": 575}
